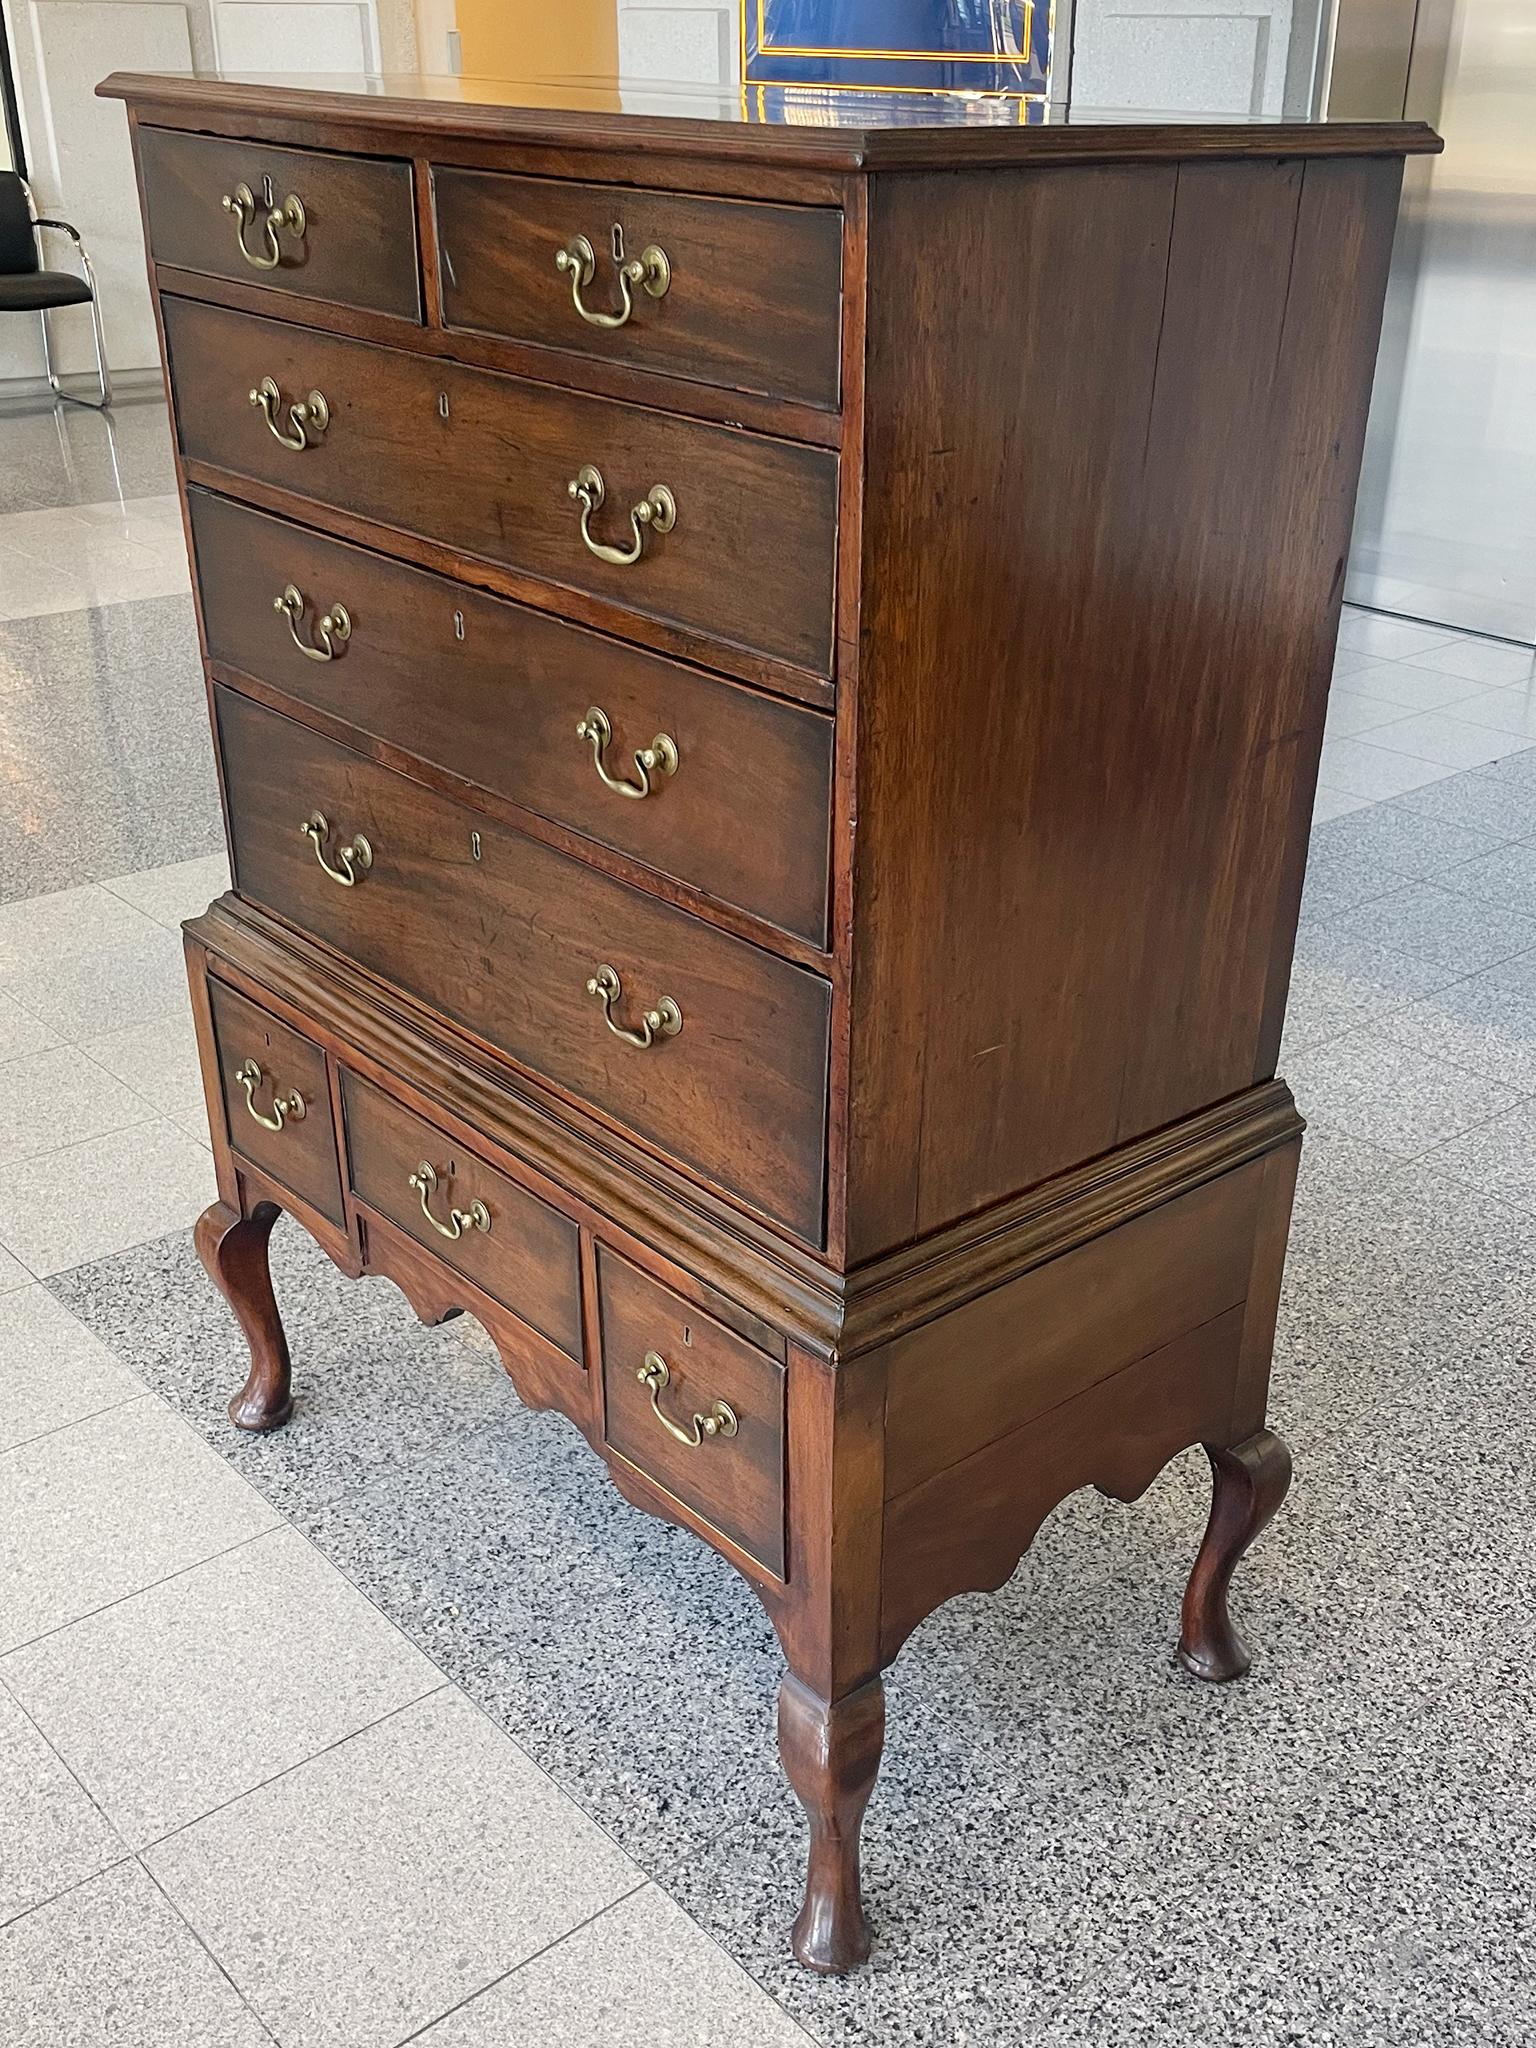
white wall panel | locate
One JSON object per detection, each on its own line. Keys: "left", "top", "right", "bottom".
{"left": 1, "top": 0, "right": 383, "bottom": 391}
{"left": 5, "top": 0, "right": 203, "bottom": 382}
{"left": 618, "top": 4, "right": 734, "bottom": 87}
{"left": 1070, "top": 0, "right": 1298, "bottom": 117}
{"left": 212, "top": 0, "right": 375, "bottom": 73}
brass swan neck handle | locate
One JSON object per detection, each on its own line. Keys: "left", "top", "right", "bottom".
{"left": 554, "top": 231, "right": 670, "bottom": 329}
{"left": 567, "top": 465, "right": 675, "bottom": 567}
{"left": 222, "top": 181, "right": 305, "bottom": 270}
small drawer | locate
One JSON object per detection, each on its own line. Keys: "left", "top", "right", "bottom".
{"left": 208, "top": 980, "right": 344, "bottom": 1226}
{"left": 341, "top": 1072, "right": 582, "bottom": 1361}
{"left": 598, "top": 1247, "right": 785, "bottom": 1576}
{"left": 138, "top": 127, "right": 421, "bottom": 321}
{"left": 433, "top": 168, "right": 842, "bottom": 410}
{"left": 164, "top": 297, "right": 838, "bottom": 678}
{"left": 190, "top": 490, "right": 834, "bottom": 945}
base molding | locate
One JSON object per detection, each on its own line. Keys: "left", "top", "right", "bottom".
{"left": 191, "top": 898, "right": 1301, "bottom": 1364}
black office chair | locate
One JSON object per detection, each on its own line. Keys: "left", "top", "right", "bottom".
{"left": 0, "top": 169, "right": 112, "bottom": 408}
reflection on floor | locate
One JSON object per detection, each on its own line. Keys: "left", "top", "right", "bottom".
{"left": 2, "top": 394, "right": 1535, "bottom": 2048}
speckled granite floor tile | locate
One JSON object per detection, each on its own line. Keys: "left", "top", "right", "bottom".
{"left": 2, "top": 1525, "right": 444, "bottom": 1847}
{"left": 0, "top": 594, "right": 218, "bottom": 900}
{"left": 0, "top": 396, "right": 177, "bottom": 516}
{"left": 46, "top": 1199, "right": 1536, "bottom": 2048}
{"left": 1323, "top": 879, "right": 1536, "bottom": 980}
{"left": 1277, "top": 923, "right": 1455, "bottom": 1058}
{"left": 1394, "top": 765, "right": 1536, "bottom": 842}
{"left": 1284, "top": 1031, "right": 1526, "bottom": 1158}
{"left": 1475, "top": 745, "right": 1536, "bottom": 791}
{"left": 144, "top": 1689, "right": 641, "bottom": 2048}
{"left": 1420, "top": 1095, "right": 1536, "bottom": 1211}
{"left": 0, "top": 1860, "right": 270, "bottom": 2047}
{"left": 0, "top": 1684, "right": 125, "bottom": 1924}
{"left": 1295, "top": 847, "right": 1403, "bottom": 927}
{"left": 415, "top": 1884, "right": 814, "bottom": 2046}
{"left": 1373, "top": 964, "right": 1536, "bottom": 1094}
{"left": 1436, "top": 840, "right": 1536, "bottom": 918}
{"left": 1307, "top": 797, "right": 1510, "bottom": 879}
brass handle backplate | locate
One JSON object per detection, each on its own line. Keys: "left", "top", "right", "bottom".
{"left": 567, "top": 465, "right": 675, "bottom": 567}
{"left": 300, "top": 810, "right": 371, "bottom": 886}
{"left": 251, "top": 375, "right": 329, "bottom": 450}
{"left": 585, "top": 965, "right": 681, "bottom": 1048}
{"left": 575, "top": 706, "right": 677, "bottom": 800}
{"left": 222, "top": 181, "right": 305, "bottom": 270}
{"left": 276, "top": 584, "right": 350, "bottom": 662}
{"left": 408, "top": 1160, "right": 491, "bottom": 1241}
{"left": 232, "top": 1057, "right": 305, "bottom": 1132}
{"left": 636, "top": 1352, "right": 738, "bottom": 1449}
{"left": 554, "top": 231, "right": 670, "bottom": 329}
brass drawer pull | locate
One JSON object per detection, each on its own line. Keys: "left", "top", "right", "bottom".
{"left": 585, "top": 964, "right": 681, "bottom": 1048}
{"left": 222, "top": 181, "right": 306, "bottom": 270}
{"left": 276, "top": 584, "right": 350, "bottom": 662}
{"left": 251, "top": 375, "right": 329, "bottom": 451}
{"left": 232, "top": 1057, "right": 306, "bottom": 1132}
{"left": 554, "top": 231, "right": 670, "bottom": 330}
{"left": 575, "top": 706, "right": 678, "bottom": 800}
{"left": 300, "top": 810, "right": 371, "bottom": 886}
{"left": 637, "top": 1351, "right": 738, "bottom": 1449}
{"left": 407, "top": 1160, "right": 491, "bottom": 1241}
{"left": 567, "top": 465, "right": 675, "bottom": 567}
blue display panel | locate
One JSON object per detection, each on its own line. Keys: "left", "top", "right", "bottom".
{"left": 742, "top": 0, "right": 1051, "bottom": 97}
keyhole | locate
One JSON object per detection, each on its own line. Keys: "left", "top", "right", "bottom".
{"left": 453, "top": 609, "right": 464, "bottom": 641}
{"left": 683, "top": 1324, "right": 692, "bottom": 1347}
{"left": 611, "top": 222, "right": 625, "bottom": 265}
{"left": 261, "top": 172, "right": 275, "bottom": 209}
{"left": 438, "top": 392, "right": 450, "bottom": 420}
{"left": 471, "top": 830, "right": 482, "bottom": 861}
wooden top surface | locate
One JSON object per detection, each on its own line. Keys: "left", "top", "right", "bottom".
{"left": 98, "top": 70, "right": 1442, "bottom": 172}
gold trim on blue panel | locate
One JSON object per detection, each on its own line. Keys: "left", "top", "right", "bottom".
{"left": 748, "top": 83, "right": 1045, "bottom": 120}
{"left": 755, "top": 0, "right": 1034, "bottom": 62}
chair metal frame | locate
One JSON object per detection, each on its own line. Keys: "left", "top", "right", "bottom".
{"left": 14, "top": 175, "right": 112, "bottom": 408}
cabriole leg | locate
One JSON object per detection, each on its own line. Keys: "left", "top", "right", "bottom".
{"left": 195, "top": 1199, "right": 293, "bottom": 1432}
{"left": 777, "top": 1672, "right": 885, "bottom": 1973}
{"left": 1177, "top": 1427, "right": 1292, "bottom": 1681}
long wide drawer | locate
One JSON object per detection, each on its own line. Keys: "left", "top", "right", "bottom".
{"left": 138, "top": 128, "right": 421, "bottom": 321}
{"left": 433, "top": 168, "right": 842, "bottom": 409}
{"left": 216, "top": 688, "right": 832, "bottom": 1243}
{"left": 165, "top": 297, "right": 839, "bottom": 676}
{"left": 341, "top": 1071, "right": 582, "bottom": 1359}
{"left": 190, "top": 490, "right": 834, "bottom": 945}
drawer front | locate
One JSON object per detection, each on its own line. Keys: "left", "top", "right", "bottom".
{"left": 433, "top": 169, "right": 842, "bottom": 410}
{"left": 208, "top": 979, "right": 344, "bottom": 1226}
{"left": 164, "top": 297, "right": 838, "bottom": 677}
{"left": 341, "top": 1072, "right": 582, "bottom": 1359}
{"left": 597, "top": 1245, "right": 785, "bottom": 1575}
{"left": 138, "top": 128, "right": 421, "bottom": 321}
{"left": 217, "top": 688, "right": 831, "bottom": 1244}
{"left": 190, "top": 490, "right": 834, "bottom": 945}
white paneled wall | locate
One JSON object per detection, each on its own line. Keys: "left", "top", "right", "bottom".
{"left": 1, "top": 0, "right": 381, "bottom": 390}
{"left": 1068, "top": 0, "right": 1310, "bottom": 116}
{"left": 211, "top": 0, "right": 378, "bottom": 73}
{"left": 617, "top": 2, "right": 735, "bottom": 87}
{"left": 4, "top": 0, "right": 210, "bottom": 383}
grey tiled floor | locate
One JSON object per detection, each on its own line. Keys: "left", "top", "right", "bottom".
{"left": 3, "top": 394, "right": 1536, "bottom": 2046}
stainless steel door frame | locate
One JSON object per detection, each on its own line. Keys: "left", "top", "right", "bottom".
{"left": 1336, "top": 0, "right": 1536, "bottom": 645}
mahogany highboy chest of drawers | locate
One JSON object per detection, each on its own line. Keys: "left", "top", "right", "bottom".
{"left": 103, "top": 69, "right": 1436, "bottom": 1970}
